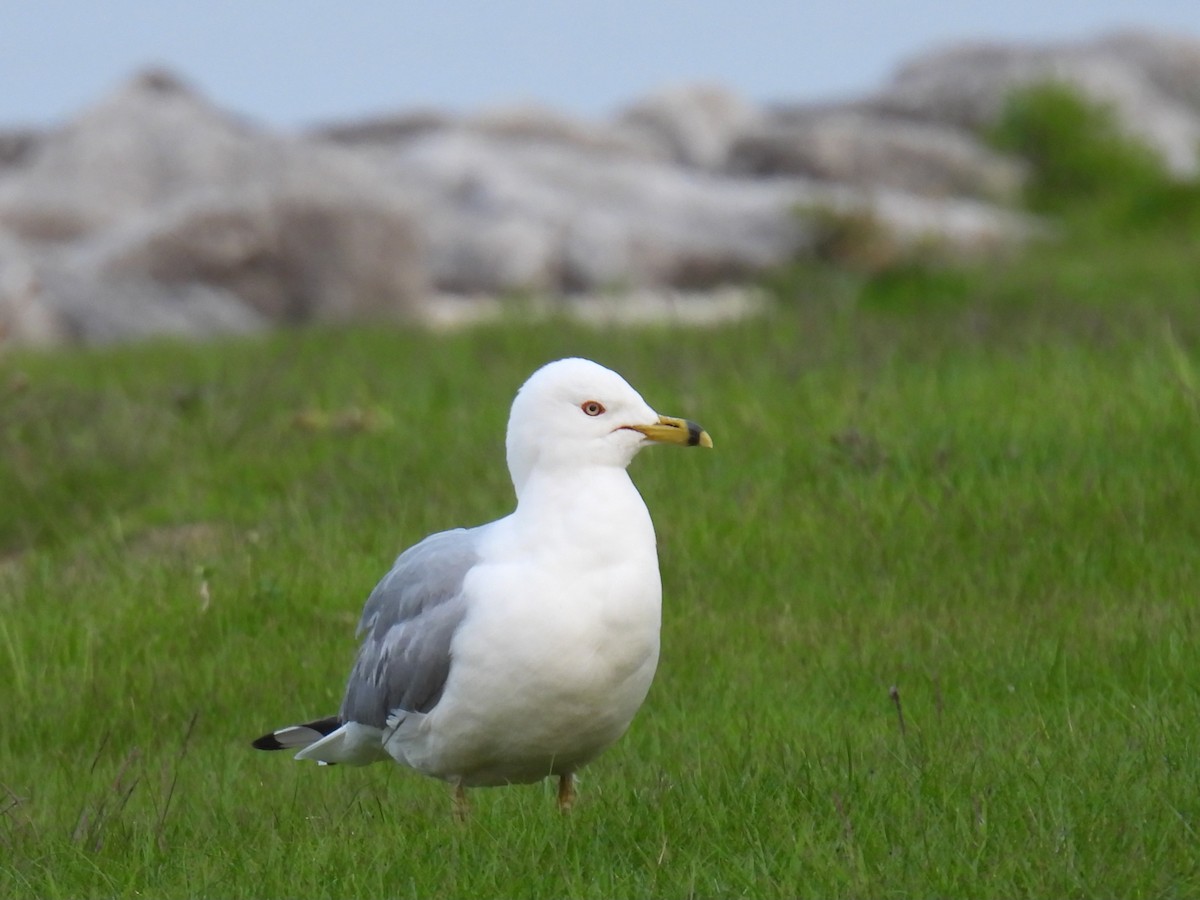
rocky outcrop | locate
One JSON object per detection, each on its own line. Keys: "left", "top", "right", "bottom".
{"left": 1, "top": 29, "right": 1197, "bottom": 346}
{"left": 869, "top": 29, "right": 1200, "bottom": 175}
{"left": 0, "top": 129, "right": 40, "bottom": 170}
{"left": 0, "top": 70, "right": 427, "bottom": 343}
{"left": 371, "top": 129, "right": 812, "bottom": 293}
{"left": 727, "top": 108, "right": 1025, "bottom": 200}
{"left": 614, "top": 84, "right": 765, "bottom": 169}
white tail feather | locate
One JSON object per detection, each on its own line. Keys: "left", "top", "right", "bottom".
{"left": 293, "top": 722, "right": 389, "bottom": 766}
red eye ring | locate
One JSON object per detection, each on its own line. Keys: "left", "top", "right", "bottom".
{"left": 581, "top": 401, "right": 605, "bottom": 417}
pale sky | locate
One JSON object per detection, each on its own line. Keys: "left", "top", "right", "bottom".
{"left": 2, "top": 1, "right": 1197, "bottom": 129}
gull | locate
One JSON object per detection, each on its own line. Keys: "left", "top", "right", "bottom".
{"left": 253, "top": 357, "right": 712, "bottom": 813}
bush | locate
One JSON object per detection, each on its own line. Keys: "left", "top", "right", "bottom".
{"left": 989, "top": 81, "right": 1200, "bottom": 232}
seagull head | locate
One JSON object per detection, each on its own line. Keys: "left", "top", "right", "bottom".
{"left": 505, "top": 358, "right": 712, "bottom": 492}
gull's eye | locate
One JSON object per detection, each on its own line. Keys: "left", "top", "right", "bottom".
{"left": 581, "top": 400, "right": 606, "bottom": 417}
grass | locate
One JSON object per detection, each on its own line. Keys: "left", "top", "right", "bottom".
{"left": 4, "top": 84, "right": 1200, "bottom": 895}
{"left": 2, "top": 251, "right": 1199, "bottom": 898}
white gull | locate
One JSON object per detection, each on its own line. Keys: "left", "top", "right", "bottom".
{"left": 253, "top": 357, "right": 712, "bottom": 813}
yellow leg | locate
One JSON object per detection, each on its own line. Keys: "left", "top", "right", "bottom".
{"left": 557, "top": 773, "right": 576, "bottom": 813}
{"left": 453, "top": 781, "right": 469, "bottom": 822}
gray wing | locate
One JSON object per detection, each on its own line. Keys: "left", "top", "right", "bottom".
{"left": 338, "top": 527, "right": 480, "bottom": 728}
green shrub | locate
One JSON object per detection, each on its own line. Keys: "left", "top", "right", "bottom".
{"left": 989, "top": 81, "right": 1200, "bottom": 232}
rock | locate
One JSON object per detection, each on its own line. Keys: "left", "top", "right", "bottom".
{"left": 0, "top": 68, "right": 429, "bottom": 341}
{"left": 0, "top": 227, "right": 263, "bottom": 347}
{"left": 728, "top": 107, "right": 1025, "bottom": 200}
{"left": 871, "top": 29, "right": 1200, "bottom": 175}
{"left": 30, "top": 270, "right": 267, "bottom": 345}
{"left": 315, "top": 103, "right": 660, "bottom": 162}
{"left": 417, "top": 285, "right": 770, "bottom": 330}
{"left": 471, "top": 104, "right": 662, "bottom": 160}
{"left": 1092, "top": 31, "right": 1200, "bottom": 115}
{"left": 10, "top": 182, "right": 431, "bottom": 345}
{"left": 380, "top": 129, "right": 810, "bottom": 293}
{"left": 8, "top": 28, "right": 1196, "bottom": 346}
{"left": 310, "top": 108, "right": 455, "bottom": 145}
{"left": 0, "top": 128, "right": 41, "bottom": 171}
{"left": 0, "top": 232, "right": 67, "bottom": 346}
{"left": 86, "top": 189, "right": 427, "bottom": 323}
{"left": 0, "top": 69, "right": 270, "bottom": 239}
{"left": 615, "top": 84, "right": 765, "bottom": 170}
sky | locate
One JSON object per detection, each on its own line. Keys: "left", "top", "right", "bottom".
{"left": 2, "top": 1, "right": 1197, "bottom": 130}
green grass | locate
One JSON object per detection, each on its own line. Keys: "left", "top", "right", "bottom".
{"left": 2, "top": 255, "right": 1199, "bottom": 898}
{"left": 6, "top": 80, "right": 1199, "bottom": 897}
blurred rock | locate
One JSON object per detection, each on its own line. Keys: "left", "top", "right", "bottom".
{"left": 0, "top": 231, "right": 66, "bottom": 346}
{"left": 23, "top": 268, "right": 267, "bottom": 345}
{"left": 316, "top": 103, "right": 661, "bottom": 162}
{"left": 377, "top": 129, "right": 811, "bottom": 293}
{"left": 0, "top": 69, "right": 269, "bottom": 239}
{"left": 1, "top": 28, "right": 1197, "bottom": 346}
{"left": 471, "top": 104, "right": 662, "bottom": 160}
{"left": 615, "top": 84, "right": 765, "bottom": 169}
{"left": 0, "top": 128, "right": 41, "bottom": 170}
{"left": 310, "top": 108, "right": 454, "bottom": 145}
{"left": 0, "top": 69, "right": 427, "bottom": 343}
{"left": 86, "top": 189, "right": 426, "bottom": 323}
{"left": 871, "top": 29, "right": 1200, "bottom": 175}
{"left": 728, "top": 107, "right": 1025, "bottom": 200}
{"left": 418, "top": 285, "right": 770, "bottom": 330}
{"left": 1097, "top": 30, "right": 1200, "bottom": 113}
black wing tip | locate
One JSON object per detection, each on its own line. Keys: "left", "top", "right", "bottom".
{"left": 308, "top": 715, "right": 342, "bottom": 736}
{"left": 252, "top": 733, "right": 285, "bottom": 751}
{"left": 251, "top": 716, "right": 342, "bottom": 752}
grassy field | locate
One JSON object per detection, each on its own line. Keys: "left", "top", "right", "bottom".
{"left": 2, "top": 233, "right": 1199, "bottom": 898}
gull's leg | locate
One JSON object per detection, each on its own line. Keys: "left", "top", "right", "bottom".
{"left": 453, "top": 781, "right": 469, "bottom": 822}
{"left": 557, "top": 773, "right": 576, "bottom": 813}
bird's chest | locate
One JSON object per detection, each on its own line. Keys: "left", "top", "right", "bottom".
{"left": 447, "top": 548, "right": 662, "bottom": 733}
{"left": 427, "top": 492, "right": 664, "bottom": 776}
{"left": 477, "top": 554, "right": 659, "bottom": 686}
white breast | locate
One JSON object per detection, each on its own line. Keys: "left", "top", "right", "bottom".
{"left": 400, "top": 467, "right": 663, "bottom": 785}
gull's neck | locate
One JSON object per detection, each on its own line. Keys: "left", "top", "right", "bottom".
{"left": 510, "top": 463, "right": 656, "bottom": 554}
